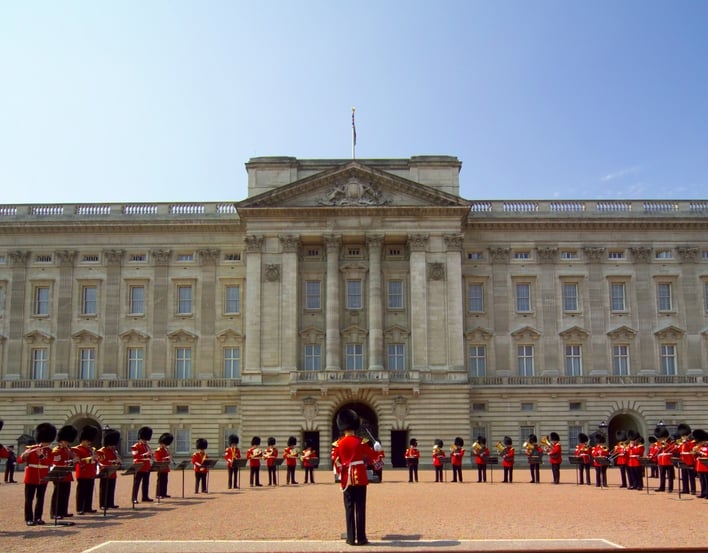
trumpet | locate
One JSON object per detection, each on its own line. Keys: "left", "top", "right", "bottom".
{"left": 471, "top": 441, "right": 482, "bottom": 455}
{"left": 494, "top": 441, "right": 506, "bottom": 453}
{"left": 522, "top": 441, "right": 535, "bottom": 454}
{"left": 540, "top": 435, "right": 552, "bottom": 448}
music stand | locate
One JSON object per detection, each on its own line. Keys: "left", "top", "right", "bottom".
{"left": 233, "top": 458, "right": 247, "bottom": 489}
{"left": 441, "top": 456, "right": 451, "bottom": 482}
{"left": 44, "top": 466, "right": 75, "bottom": 526}
{"left": 203, "top": 459, "right": 218, "bottom": 492}
{"left": 150, "top": 462, "right": 170, "bottom": 503}
{"left": 175, "top": 460, "right": 190, "bottom": 498}
{"left": 98, "top": 465, "right": 120, "bottom": 516}
{"left": 638, "top": 457, "right": 653, "bottom": 494}
{"left": 121, "top": 465, "right": 139, "bottom": 509}
{"left": 568, "top": 456, "right": 582, "bottom": 486}
{"left": 274, "top": 458, "right": 284, "bottom": 486}
{"left": 486, "top": 456, "right": 498, "bottom": 484}
{"left": 673, "top": 458, "right": 695, "bottom": 500}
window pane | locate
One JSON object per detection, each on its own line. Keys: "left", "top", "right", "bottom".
{"left": 79, "top": 348, "right": 96, "bottom": 379}
{"left": 82, "top": 286, "right": 97, "bottom": 315}
{"left": 223, "top": 347, "right": 240, "bottom": 378}
{"left": 130, "top": 286, "right": 145, "bottom": 315}
{"left": 657, "top": 283, "right": 672, "bottom": 311}
{"left": 35, "top": 286, "right": 50, "bottom": 315}
{"left": 517, "top": 345, "right": 534, "bottom": 376}
{"left": 659, "top": 344, "right": 677, "bottom": 376}
{"left": 127, "top": 347, "right": 144, "bottom": 379}
{"left": 387, "top": 344, "right": 405, "bottom": 371}
{"left": 0, "top": 285, "right": 4, "bottom": 317}
{"left": 468, "top": 284, "right": 484, "bottom": 312}
{"left": 305, "top": 281, "right": 320, "bottom": 310}
{"left": 387, "top": 280, "right": 403, "bottom": 309}
{"left": 175, "top": 347, "right": 192, "bottom": 379}
{"left": 468, "top": 345, "right": 486, "bottom": 377}
{"left": 563, "top": 283, "right": 578, "bottom": 311}
{"left": 516, "top": 284, "right": 530, "bottom": 312}
{"left": 347, "top": 280, "right": 362, "bottom": 309}
{"left": 345, "top": 344, "right": 363, "bottom": 370}
{"left": 612, "top": 345, "right": 630, "bottom": 376}
{"left": 177, "top": 286, "right": 192, "bottom": 314}
{"left": 31, "top": 348, "right": 48, "bottom": 379}
{"left": 565, "top": 344, "right": 582, "bottom": 376}
{"left": 175, "top": 429, "right": 190, "bottom": 454}
{"left": 225, "top": 285, "right": 240, "bottom": 313}
{"left": 304, "top": 344, "right": 321, "bottom": 371}
{"left": 611, "top": 283, "right": 626, "bottom": 311}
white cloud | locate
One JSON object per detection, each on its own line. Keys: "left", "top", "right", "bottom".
{"left": 600, "top": 166, "right": 641, "bottom": 182}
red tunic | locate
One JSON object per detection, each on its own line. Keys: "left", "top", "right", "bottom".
{"left": 154, "top": 444, "right": 172, "bottom": 472}
{"left": 574, "top": 443, "right": 591, "bottom": 464}
{"left": 432, "top": 447, "right": 446, "bottom": 467}
{"left": 282, "top": 446, "right": 297, "bottom": 467}
{"left": 20, "top": 444, "right": 53, "bottom": 485}
{"left": 264, "top": 447, "right": 278, "bottom": 468}
{"left": 679, "top": 438, "right": 697, "bottom": 469}
{"left": 451, "top": 447, "right": 465, "bottom": 467}
{"left": 627, "top": 443, "right": 644, "bottom": 468}
{"left": 614, "top": 443, "right": 628, "bottom": 466}
{"left": 474, "top": 446, "right": 490, "bottom": 465}
{"left": 548, "top": 442, "right": 562, "bottom": 465}
{"left": 72, "top": 444, "right": 97, "bottom": 479}
{"left": 332, "top": 434, "right": 369, "bottom": 490}
{"left": 502, "top": 446, "right": 515, "bottom": 468}
{"left": 192, "top": 451, "right": 208, "bottom": 473}
{"left": 246, "top": 446, "right": 262, "bottom": 468}
{"left": 96, "top": 446, "right": 120, "bottom": 479}
{"left": 695, "top": 443, "right": 708, "bottom": 474}
{"left": 301, "top": 447, "right": 318, "bottom": 468}
{"left": 224, "top": 446, "right": 241, "bottom": 468}
{"left": 51, "top": 444, "right": 75, "bottom": 482}
{"left": 404, "top": 446, "right": 420, "bottom": 465}
{"left": 591, "top": 444, "right": 609, "bottom": 467}
{"left": 131, "top": 440, "right": 153, "bottom": 472}
{"left": 656, "top": 440, "right": 677, "bottom": 467}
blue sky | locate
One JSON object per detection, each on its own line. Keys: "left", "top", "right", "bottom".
{"left": 1, "top": 1, "right": 707, "bottom": 204}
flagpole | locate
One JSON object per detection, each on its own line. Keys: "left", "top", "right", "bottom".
{"left": 351, "top": 107, "right": 356, "bottom": 160}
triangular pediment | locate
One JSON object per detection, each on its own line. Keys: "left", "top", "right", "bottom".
{"left": 607, "top": 325, "right": 638, "bottom": 340}
{"left": 238, "top": 161, "right": 469, "bottom": 210}
{"left": 24, "top": 330, "right": 54, "bottom": 343}
{"left": 510, "top": 325, "right": 542, "bottom": 340}
{"left": 558, "top": 325, "right": 590, "bottom": 340}
{"left": 71, "top": 329, "right": 103, "bottom": 343}
{"left": 119, "top": 329, "right": 150, "bottom": 343}
{"left": 217, "top": 329, "right": 244, "bottom": 343}
{"left": 167, "top": 329, "right": 198, "bottom": 342}
{"left": 464, "top": 326, "right": 494, "bottom": 341}
{"left": 383, "top": 324, "right": 410, "bottom": 342}
{"left": 654, "top": 325, "right": 685, "bottom": 340}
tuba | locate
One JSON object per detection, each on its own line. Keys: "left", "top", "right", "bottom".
{"left": 494, "top": 441, "right": 506, "bottom": 453}
{"left": 471, "top": 440, "right": 482, "bottom": 455}
{"left": 540, "top": 435, "right": 552, "bottom": 449}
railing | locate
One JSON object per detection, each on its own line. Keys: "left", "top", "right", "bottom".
{"left": 469, "top": 374, "right": 708, "bottom": 386}
{"left": 1, "top": 378, "right": 242, "bottom": 390}
{"left": 467, "top": 199, "right": 708, "bottom": 217}
{"left": 0, "top": 202, "right": 240, "bottom": 220}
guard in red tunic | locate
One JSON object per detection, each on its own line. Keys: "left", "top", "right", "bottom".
{"left": 626, "top": 430, "right": 644, "bottom": 491}
{"left": 332, "top": 408, "right": 370, "bottom": 547}
{"left": 264, "top": 437, "right": 278, "bottom": 486}
{"left": 692, "top": 428, "right": 708, "bottom": 498}
{"left": 73, "top": 425, "right": 98, "bottom": 514}
{"left": 501, "top": 436, "right": 515, "bottom": 483}
{"left": 432, "top": 439, "right": 446, "bottom": 482}
{"left": 301, "top": 440, "right": 318, "bottom": 484}
{"left": 154, "top": 432, "right": 173, "bottom": 499}
{"left": 646, "top": 436, "right": 660, "bottom": 479}
{"left": 50, "top": 425, "right": 78, "bottom": 519}
{"left": 246, "top": 436, "right": 263, "bottom": 487}
{"left": 451, "top": 437, "right": 465, "bottom": 483}
{"left": 591, "top": 432, "right": 610, "bottom": 488}
{"left": 282, "top": 436, "right": 298, "bottom": 485}
{"left": 192, "top": 438, "right": 209, "bottom": 493}
{"left": 525, "top": 434, "right": 543, "bottom": 484}
{"left": 653, "top": 426, "right": 676, "bottom": 493}
{"left": 547, "top": 432, "right": 562, "bottom": 484}
{"left": 574, "top": 432, "right": 592, "bottom": 485}
{"left": 613, "top": 430, "right": 629, "bottom": 488}
{"left": 96, "top": 429, "right": 121, "bottom": 509}
{"left": 20, "top": 422, "right": 57, "bottom": 526}
{"left": 677, "top": 423, "right": 697, "bottom": 495}
{"left": 131, "top": 426, "right": 154, "bottom": 503}
{"left": 473, "top": 436, "right": 490, "bottom": 483}
{"left": 404, "top": 438, "right": 420, "bottom": 483}
{"left": 224, "top": 434, "right": 242, "bottom": 489}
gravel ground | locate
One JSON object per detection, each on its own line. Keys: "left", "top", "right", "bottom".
{"left": 0, "top": 466, "right": 705, "bottom": 553}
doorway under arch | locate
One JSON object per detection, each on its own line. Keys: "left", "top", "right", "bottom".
{"left": 68, "top": 417, "right": 103, "bottom": 448}
{"left": 331, "top": 402, "right": 379, "bottom": 444}
{"left": 607, "top": 413, "right": 641, "bottom": 448}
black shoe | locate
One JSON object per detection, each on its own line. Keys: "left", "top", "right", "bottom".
{"left": 357, "top": 539, "right": 370, "bottom": 546}
{"left": 654, "top": 488, "right": 665, "bottom": 492}
{"left": 164, "top": 495, "right": 171, "bottom": 498}
{"left": 78, "top": 511, "right": 85, "bottom": 515}
{"left": 34, "top": 519, "right": 46, "bottom": 525}
{"left": 109, "top": 505, "right": 120, "bottom": 509}
{"left": 346, "top": 541, "right": 356, "bottom": 546}
{"left": 26, "top": 521, "right": 35, "bottom": 526}
{"left": 87, "top": 509, "right": 98, "bottom": 513}
{"left": 142, "top": 498, "right": 154, "bottom": 502}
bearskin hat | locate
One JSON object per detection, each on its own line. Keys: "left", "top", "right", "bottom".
{"left": 549, "top": 432, "right": 560, "bottom": 442}
{"left": 103, "top": 429, "right": 121, "bottom": 447}
{"left": 593, "top": 432, "right": 606, "bottom": 444}
{"left": 616, "top": 429, "right": 627, "bottom": 442}
{"left": 196, "top": 438, "right": 208, "bottom": 450}
{"left": 58, "top": 425, "right": 78, "bottom": 443}
{"left": 434, "top": 438, "right": 444, "bottom": 448}
{"left": 691, "top": 428, "right": 707, "bottom": 442}
{"left": 266, "top": 436, "right": 276, "bottom": 446}
{"left": 478, "top": 436, "right": 487, "bottom": 445}
{"left": 503, "top": 436, "right": 512, "bottom": 446}
{"left": 138, "top": 426, "right": 153, "bottom": 441}
{"left": 578, "top": 432, "right": 589, "bottom": 443}
{"left": 654, "top": 425, "right": 670, "bottom": 439}
{"left": 678, "top": 423, "right": 692, "bottom": 437}
{"left": 35, "top": 422, "right": 57, "bottom": 443}
{"left": 159, "top": 432, "right": 174, "bottom": 446}
{"left": 409, "top": 438, "right": 417, "bottom": 447}
{"left": 251, "top": 436, "right": 261, "bottom": 446}
{"left": 454, "top": 436, "right": 464, "bottom": 447}
{"left": 627, "top": 429, "right": 638, "bottom": 441}
{"left": 528, "top": 434, "right": 538, "bottom": 444}
{"left": 79, "top": 425, "right": 98, "bottom": 443}
{"left": 229, "top": 434, "right": 240, "bottom": 446}
{"left": 336, "top": 409, "right": 361, "bottom": 432}
{"left": 304, "top": 440, "right": 313, "bottom": 449}
{"left": 0, "top": 419, "right": 3, "bottom": 431}
{"left": 648, "top": 436, "right": 657, "bottom": 444}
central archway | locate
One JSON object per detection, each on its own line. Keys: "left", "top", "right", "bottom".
{"left": 332, "top": 402, "right": 379, "bottom": 444}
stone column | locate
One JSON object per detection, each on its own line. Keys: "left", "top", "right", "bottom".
{"left": 677, "top": 246, "right": 700, "bottom": 373}
{"left": 324, "top": 235, "right": 341, "bottom": 371}
{"left": 279, "top": 235, "right": 300, "bottom": 372}
{"left": 150, "top": 248, "right": 171, "bottom": 378}
{"left": 444, "top": 234, "right": 465, "bottom": 371}
{"left": 630, "top": 247, "right": 654, "bottom": 372}
{"left": 583, "top": 247, "right": 607, "bottom": 369}
{"left": 537, "top": 247, "right": 558, "bottom": 374}
{"left": 6, "top": 251, "right": 30, "bottom": 379}
{"left": 408, "top": 234, "right": 428, "bottom": 370}
{"left": 367, "top": 235, "right": 384, "bottom": 370}
{"left": 244, "top": 235, "right": 264, "bottom": 376}
{"left": 103, "top": 249, "right": 124, "bottom": 377}
{"left": 197, "top": 248, "right": 219, "bottom": 377}
{"left": 489, "top": 247, "right": 511, "bottom": 372}
{"left": 55, "top": 250, "right": 77, "bottom": 376}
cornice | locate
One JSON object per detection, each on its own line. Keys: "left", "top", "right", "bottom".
{"left": 465, "top": 218, "right": 708, "bottom": 232}
{"left": 0, "top": 220, "right": 243, "bottom": 234}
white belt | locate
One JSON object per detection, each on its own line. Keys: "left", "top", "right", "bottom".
{"left": 28, "top": 464, "right": 47, "bottom": 469}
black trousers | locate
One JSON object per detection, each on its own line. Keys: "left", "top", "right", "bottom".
{"left": 99, "top": 477, "right": 117, "bottom": 508}
{"left": 408, "top": 461, "right": 418, "bottom": 482}
{"left": 476, "top": 463, "right": 487, "bottom": 482}
{"left": 195, "top": 471, "right": 207, "bottom": 492}
{"left": 528, "top": 463, "right": 540, "bottom": 483}
{"left": 4, "top": 463, "right": 15, "bottom": 482}
{"left": 503, "top": 466, "right": 513, "bottom": 482}
{"left": 76, "top": 478, "right": 96, "bottom": 512}
{"left": 286, "top": 465, "right": 297, "bottom": 484}
{"left": 451, "top": 465, "right": 463, "bottom": 482}
{"left": 50, "top": 481, "right": 71, "bottom": 517}
{"left": 304, "top": 466, "right": 315, "bottom": 483}
{"left": 579, "top": 463, "right": 592, "bottom": 484}
{"left": 228, "top": 466, "right": 239, "bottom": 488}
{"left": 681, "top": 467, "right": 696, "bottom": 494}
{"left": 434, "top": 465, "right": 444, "bottom": 482}
{"left": 24, "top": 483, "right": 48, "bottom": 522}
{"left": 157, "top": 472, "right": 169, "bottom": 497}
{"left": 267, "top": 465, "right": 277, "bottom": 485}
{"left": 551, "top": 463, "right": 560, "bottom": 484}
{"left": 250, "top": 466, "right": 261, "bottom": 486}
{"left": 658, "top": 465, "right": 675, "bottom": 491}
{"left": 132, "top": 471, "right": 151, "bottom": 501}
{"left": 594, "top": 465, "right": 608, "bottom": 487}
{"left": 342, "top": 485, "right": 367, "bottom": 544}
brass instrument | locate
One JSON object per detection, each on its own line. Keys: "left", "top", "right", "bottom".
{"left": 522, "top": 441, "right": 534, "bottom": 454}
{"left": 251, "top": 447, "right": 262, "bottom": 457}
{"left": 471, "top": 440, "right": 482, "bottom": 455}
{"left": 449, "top": 444, "right": 457, "bottom": 453}
{"left": 540, "top": 435, "right": 552, "bottom": 448}
{"left": 494, "top": 441, "right": 506, "bottom": 453}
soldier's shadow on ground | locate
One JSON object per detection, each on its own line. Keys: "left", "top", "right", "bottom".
{"left": 377, "top": 535, "right": 461, "bottom": 548}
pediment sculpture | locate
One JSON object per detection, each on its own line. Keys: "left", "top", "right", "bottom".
{"left": 317, "top": 176, "right": 390, "bottom": 206}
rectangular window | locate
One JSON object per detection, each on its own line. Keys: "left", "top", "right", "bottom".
{"left": 177, "top": 253, "right": 194, "bottom": 262}
{"left": 175, "top": 429, "right": 190, "bottom": 454}
{"left": 126, "top": 429, "right": 139, "bottom": 455}
{"left": 520, "top": 403, "right": 534, "bottom": 412}
{"left": 569, "top": 402, "right": 582, "bottom": 411}
{"left": 612, "top": 345, "right": 630, "bottom": 376}
{"left": 565, "top": 344, "right": 582, "bottom": 376}
{"left": 655, "top": 249, "right": 672, "bottom": 259}
{"left": 223, "top": 347, "right": 240, "bottom": 378}
{"left": 657, "top": 282, "right": 672, "bottom": 312}
{"left": 305, "top": 281, "right": 321, "bottom": 310}
{"left": 127, "top": 405, "right": 141, "bottom": 415}
{"left": 0, "top": 285, "right": 4, "bottom": 317}
{"left": 568, "top": 426, "right": 582, "bottom": 451}
{"left": 610, "top": 282, "right": 626, "bottom": 312}
{"left": 562, "top": 283, "right": 578, "bottom": 312}
{"left": 515, "top": 283, "right": 531, "bottom": 312}
{"left": 517, "top": 345, "right": 534, "bottom": 376}
{"left": 34, "top": 286, "right": 50, "bottom": 316}
{"left": 127, "top": 347, "right": 144, "bottom": 379}
{"left": 467, "top": 251, "right": 484, "bottom": 261}
{"left": 608, "top": 250, "right": 625, "bottom": 260}
{"left": 304, "top": 344, "right": 321, "bottom": 371}
{"left": 514, "top": 251, "right": 530, "bottom": 260}
{"left": 129, "top": 285, "right": 145, "bottom": 315}
{"left": 224, "top": 252, "right": 241, "bottom": 262}
{"left": 387, "top": 280, "right": 404, "bottom": 309}
{"left": 81, "top": 285, "right": 97, "bottom": 315}
{"left": 175, "top": 405, "right": 189, "bottom": 415}
{"left": 346, "top": 280, "right": 362, "bottom": 310}
{"left": 705, "top": 282, "right": 708, "bottom": 312}
{"left": 468, "top": 345, "right": 486, "bottom": 377}
{"left": 468, "top": 284, "right": 484, "bottom": 313}
{"left": 177, "top": 285, "right": 193, "bottom": 315}
{"left": 387, "top": 344, "right": 405, "bottom": 371}
{"left": 175, "top": 347, "right": 192, "bottom": 379}
{"left": 79, "top": 348, "right": 96, "bottom": 379}
{"left": 31, "top": 348, "right": 48, "bottom": 379}
{"left": 345, "top": 344, "right": 364, "bottom": 370}
{"left": 659, "top": 344, "right": 677, "bottom": 376}
{"left": 560, "top": 250, "right": 578, "bottom": 260}
{"left": 519, "top": 425, "right": 535, "bottom": 445}
{"left": 225, "top": 285, "right": 240, "bottom": 314}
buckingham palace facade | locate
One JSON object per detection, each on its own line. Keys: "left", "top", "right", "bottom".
{"left": 1, "top": 155, "right": 707, "bottom": 466}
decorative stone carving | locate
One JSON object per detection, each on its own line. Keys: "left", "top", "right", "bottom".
{"left": 654, "top": 325, "right": 685, "bottom": 341}
{"left": 443, "top": 234, "right": 464, "bottom": 252}
{"left": 427, "top": 262, "right": 445, "bottom": 281}
{"left": 317, "top": 176, "right": 390, "bottom": 206}
{"left": 582, "top": 247, "right": 606, "bottom": 262}
{"left": 55, "top": 250, "right": 77, "bottom": 266}
{"left": 366, "top": 234, "right": 384, "bottom": 249}
{"left": 151, "top": 249, "right": 172, "bottom": 266}
{"left": 629, "top": 246, "right": 652, "bottom": 263}
{"left": 264, "top": 264, "right": 281, "bottom": 282}
{"left": 103, "top": 249, "right": 124, "bottom": 265}
{"left": 302, "top": 397, "right": 318, "bottom": 422}
{"left": 407, "top": 233, "right": 428, "bottom": 252}
{"left": 536, "top": 247, "right": 558, "bottom": 263}
{"left": 244, "top": 235, "right": 264, "bottom": 253}
{"left": 393, "top": 396, "right": 409, "bottom": 421}
{"left": 488, "top": 247, "right": 511, "bottom": 263}
{"left": 279, "top": 235, "right": 300, "bottom": 253}
{"left": 677, "top": 246, "right": 699, "bottom": 262}
{"left": 198, "top": 249, "right": 220, "bottom": 265}
{"left": 8, "top": 250, "right": 31, "bottom": 267}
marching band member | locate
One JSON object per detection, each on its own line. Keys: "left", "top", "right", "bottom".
{"left": 50, "top": 425, "right": 78, "bottom": 520}
{"left": 265, "top": 437, "right": 278, "bottom": 486}
{"left": 73, "top": 426, "right": 99, "bottom": 514}
{"left": 653, "top": 426, "right": 676, "bottom": 493}
{"left": 331, "top": 408, "right": 370, "bottom": 546}
{"left": 131, "top": 426, "right": 154, "bottom": 503}
{"left": 154, "top": 432, "right": 173, "bottom": 499}
{"left": 591, "top": 432, "right": 609, "bottom": 488}
{"left": 0, "top": 419, "right": 6, "bottom": 464}
{"left": 371, "top": 441, "right": 385, "bottom": 482}
{"left": 20, "top": 422, "right": 57, "bottom": 526}
{"left": 613, "top": 430, "right": 629, "bottom": 488}
{"left": 546, "top": 432, "right": 562, "bottom": 484}
{"left": 525, "top": 434, "right": 542, "bottom": 484}
{"left": 283, "top": 436, "right": 299, "bottom": 485}
{"left": 647, "top": 436, "right": 660, "bottom": 479}
{"left": 692, "top": 428, "right": 708, "bottom": 499}
{"left": 450, "top": 437, "right": 465, "bottom": 483}
{"left": 677, "top": 423, "right": 697, "bottom": 495}
{"left": 626, "top": 430, "right": 644, "bottom": 491}
{"left": 192, "top": 438, "right": 209, "bottom": 493}
{"left": 501, "top": 436, "right": 514, "bottom": 483}
{"left": 405, "top": 438, "right": 420, "bottom": 483}
{"left": 473, "top": 436, "right": 490, "bottom": 483}
{"left": 301, "top": 440, "right": 318, "bottom": 484}
{"left": 574, "top": 433, "right": 592, "bottom": 486}
{"left": 96, "top": 429, "right": 121, "bottom": 509}
{"left": 247, "top": 436, "right": 263, "bottom": 487}
{"left": 432, "top": 439, "right": 446, "bottom": 482}
{"left": 224, "top": 434, "right": 242, "bottom": 489}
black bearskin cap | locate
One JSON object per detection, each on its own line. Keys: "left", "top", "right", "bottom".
{"left": 691, "top": 429, "right": 707, "bottom": 442}
{"left": 58, "top": 425, "right": 78, "bottom": 443}
{"left": 528, "top": 434, "right": 538, "bottom": 444}
{"left": 503, "top": 436, "right": 512, "bottom": 446}
{"left": 594, "top": 432, "right": 606, "bottom": 444}
{"left": 627, "top": 429, "right": 638, "bottom": 441}
{"left": 0, "top": 419, "right": 3, "bottom": 431}
{"left": 267, "top": 436, "right": 276, "bottom": 446}
{"left": 454, "top": 436, "right": 464, "bottom": 447}
{"left": 35, "top": 422, "right": 57, "bottom": 443}
{"left": 103, "top": 429, "right": 121, "bottom": 447}
{"left": 159, "top": 433, "right": 174, "bottom": 446}
{"left": 550, "top": 432, "right": 560, "bottom": 442}
{"left": 251, "top": 436, "right": 261, "bottom": 446}
{"left": 138, "top": 426, "right": 153, "bottom": 441}
{"left": 196, "top": 438, "right": 208, "bottom": 450}
{"left": 434, "top": 438, "right": 444, "bottom": 448}
{"left": 229, "top": 434, "right": 240, "bottom": 445}
{"left": 578, "top": 432, "right": 589, "bottom": 443}
{"left": 677, "top": 423, "right": 692, "bottom": 437}
{"left": 654, "top": 426, "right": 670, "bottom": 439}
{"left": 616, "top": 429, "right": 627, "bottom": 441}
{"left": 336, "top": 409, "right": 361, "bottom": 432}
{"left": 79, "top": 426, "right": 98, "bottom": 443}
{"left": 287, "top": 436, "right": 297, "bottom": 447}
{"left": 648, "top": 436, "right": 657, "bottom": 444}
{"left": 478, "top": 436, "right": 487, "bottom": 445}
{"left": 409, "top": 438, "right": 417, "bottom": 446}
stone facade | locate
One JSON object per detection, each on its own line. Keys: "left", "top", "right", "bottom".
{"left": 0, "top": 156, "right": 707, "bottom": 466}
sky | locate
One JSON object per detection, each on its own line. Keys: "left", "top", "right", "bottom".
{"left": 1, "top": 1, "right": 707, "bottom": 204}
